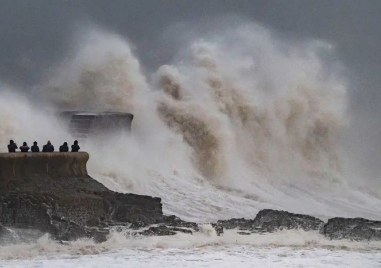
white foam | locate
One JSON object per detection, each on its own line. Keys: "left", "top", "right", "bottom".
{"left": 0, "top": 228, "right": 380, "bottom": 261}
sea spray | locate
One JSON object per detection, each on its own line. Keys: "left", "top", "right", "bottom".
{"left": 0, "top": 89, "right": 70, "bottom": 147}
{"left": 0, "top": 25, "right": 380, "bottom": 222}
{"left": 154, "top": 34, "right": 347, "bottom": 184}
{"left": 1, "top": 228, "right": 381, "bottom": 260}
{"left": 39, "top": 30, "right": 149, "bottom": 112}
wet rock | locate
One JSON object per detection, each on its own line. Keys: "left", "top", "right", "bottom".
{"left": 211, "top": 224, "right": 224, "bottom": 236}
{"left": 213, "top": 218, "right": 255, "bottom": 231}
{"left": 138, "top": 225, "right": 193, "bottom": 236}
{"left": 0, "top": 226, "right": 46, "bottom": 244}
{"left": 170, "top": 227, "right": 193, "bottom": 234}
{"left": 237, "top": 231, "right": 251, "bottom": 235}
{"left": 136, "top": 215, "right": 199, "bottom": 236}
{"left": 252, "top": 209, "right": 324, "bottom": 232}
{"left": 163, "top": 215, "right": 199, "bottom": 231}
{"left": 212, "top": 209, "right": 324, "bottom": 235}
{"left": 139, "top": 225, "right": 177, "bottom": 236}
{"left": 323, "top": 217, "right": 381, "bottom": 241}
{"left": 2, "top": 153, "right": 381, "bottom": 242}
{"left": 0, "top": 153, "right": 164, "bottom": 242}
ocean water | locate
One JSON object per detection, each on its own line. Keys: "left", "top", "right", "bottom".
{"left": 1, "top": 230, "right": 381, "bottom": 267}
{"left": 2, "top": 247, "right": 381, "bottom": 268}
{"left": 0, "top": 23, "right": 380, "bottom": 266}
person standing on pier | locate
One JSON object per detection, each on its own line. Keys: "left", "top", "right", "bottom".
{"left": 42, "top": 141, "right": 54, "bottom": 152}
{"left": 7, "top": 140, "right": 18, "bottom": 152}
{"left": 59, "top": 142, "right": 69, "bottom": 152}
{"left": 19, "top": 142, "right": 30, "bottom": 152}
{"left": 71, "top": 140, "right": 80, "bottom": 152}
{"left": 31, "top": 141, "right": 40, "bottom": 152}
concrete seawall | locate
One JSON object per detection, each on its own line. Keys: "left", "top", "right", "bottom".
{"left": 0, "top": 153, "right": 89, "bottom": 188}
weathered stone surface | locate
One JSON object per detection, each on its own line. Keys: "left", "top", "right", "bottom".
{"left": 213, "top": 209, "right": 324, "bottom": 234}
{"left": 212, "top": 224, "right": 224, "bottom": 236}
{"left": 163, "top": 215, "right": 199, "bottom": 231}
{"left": 135, "top": 215, "right": 199, "bottom": 236}
{"left": 0, "top": 153, "right": 163, "bottom": 242}
{"left": 252, "top": 209, "right": 324, "bottom": 232}
{"left": 139, "top": 225, "right": 177, "bottom": 236}
{"left": 213, "top": 218, "right": 255, "bottom": 231}
{"left": 0, "top": 153, "right": 88, "bottom": 187}
{"left": 323, "top": 217, "right": 381, "bottom": 241}
{"left": 138, "top": 225, "right": 193, "bottom": 236}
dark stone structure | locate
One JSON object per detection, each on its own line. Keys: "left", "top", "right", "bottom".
{"left": 59, "top": 111, "right": 134, "bottom": 141}
{"left": 0, "top": 153, "right": 162, "bottom": 241}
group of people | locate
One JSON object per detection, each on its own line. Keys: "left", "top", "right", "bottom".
{"left": 7, "top": 140, "right": 80, "bottom": 153}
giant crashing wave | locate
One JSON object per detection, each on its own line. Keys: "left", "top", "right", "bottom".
{"left": 0, "top": 24, "right": 380, "bottom": 224}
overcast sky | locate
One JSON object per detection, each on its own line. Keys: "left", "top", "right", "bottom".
{"left": 0, "top": 1, "right": 380, "bottom": 90}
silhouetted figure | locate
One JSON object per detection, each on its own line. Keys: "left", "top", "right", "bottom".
{"left": 7, "top": 140, "right": 18, "bottom": 152}
{"left": 71, "top": 140, "right": 80, "bottom": 152}
{"left": 59, "top": 142, "right": 69, "bottom": 152}
{"left": 31, "top": 141, "right": 40, "bottom": 152}
{"left": 19, "top": 142, "right": 30, "bottom": 152}
{"left": 42, "top": 141, "right": 54, "bottom": 152}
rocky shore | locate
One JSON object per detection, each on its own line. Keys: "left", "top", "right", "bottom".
{"left": 0, "top": 152, "right": 380, "bottom": 243}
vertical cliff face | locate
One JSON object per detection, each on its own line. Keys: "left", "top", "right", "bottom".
{"left": 0, "top": 153, "right": 89, "bottom": 190}
{"left": 0, "top": 152, "right": 163, "bottom": 241}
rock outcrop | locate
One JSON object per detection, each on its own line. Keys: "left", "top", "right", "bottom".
{"left": 138, "top": 215, "right": 199, "bottom": 236}
{"left": 323, "top": 217, "right": 381, "bottom": 241}
{"left": 0, "top": 153, "right": 163, "bottom": 242}
{"left": 253, "top": 209, "right": 325, "bottom": 232}
{"left": 212, "top": 210, "right": 381, "bottom": 241}
{"left": 212, "top": 209, "right": 324, "bottom": 235}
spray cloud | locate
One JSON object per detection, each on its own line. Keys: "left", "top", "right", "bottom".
{"left": 1, "top": 23, "right": 379, "bottom": 221}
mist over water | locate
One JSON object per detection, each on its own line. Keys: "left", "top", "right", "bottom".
{"left": 0, "top": 23, "right": 380, "bottom": 226}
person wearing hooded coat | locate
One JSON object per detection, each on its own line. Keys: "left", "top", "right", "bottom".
{"left": 19, "top": 142, "right": 30, "bottom": 152}
{"left": 71, "top": 140, "right": 80, "bottom": 152}
{"left": 59, "top": 142, "right": 69, "bottom": 152}
{"left": 42, "top": 141, "right": 54, "bottom": 152}
{"left": 7, "top": 140, "right": 18, "bottom": 152}
{"left": 31, "top": 141, "right": 40, "bottom": 152}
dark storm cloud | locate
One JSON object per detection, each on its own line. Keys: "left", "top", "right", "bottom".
{"left": 1, "top": 0, "right": 380, "bottom": 89}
